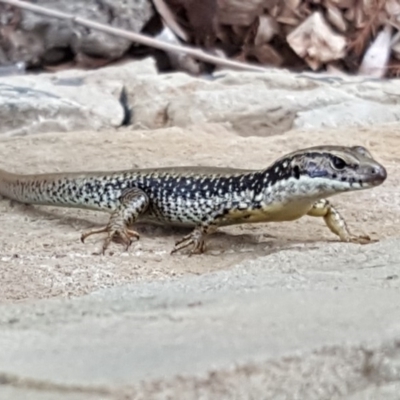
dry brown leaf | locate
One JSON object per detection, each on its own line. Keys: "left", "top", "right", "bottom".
{"left": 263, "top": 0, "right": 281, "bottom": 19}
{"left": 326, "top": 4, "right": 348, "bottom": 32}
{"left": 354, "top": 1, "right": 366, "bottom": 27}
{"left": 217, "top": 0, "right": 265, "bottom": 26}
{"left": 247, "top": 43, "right": 284, "bottom": 65}
{"left": 343, "top": 6, "right": 355, "bottom": 21}
{"left": 285, "top": 0, "right": 303, "bottom": 9}
{"left": 254, "top": 15, "right": 278, "bottom": 45}
{"left": 276, "top": 0, "right": 302, "bottom": 26}
{"left": 385, "top": 0, "right": 400, "bottom": 17}
{"left": 278, "top": 0, "right": 312, "bottom": 24}
{"left": 386, "top": 57, "right": 400, "bottom": 77}
{"left": 358, "top": 24, "right": 392, "bottom": 77}
{"left": 152, "top": 0, "right": 189, "bottom": 41}
{"left": 326, "top": 0, "right": 356, "bottom": 8}
{"left": 163, "top": 0, "right": 217, "bottom": 47}
{"left": 276, "top": 16, "right": 301, "bottom": 26}
{"left": 347, "top": 0, "right": 387, "bottom": 56}
{"left": 268, "top": 4, "right": 280, "bottom": 18}
{"left": 391, "top": 31, "right": 400, "bottom": 60}
{"left": 185, "top": 0, "right": 218, "bottom": 47}
{"left": 287, "top": 11, "right": 347, "bottom": 70}
{"left": 239, "top": 14, "right": 281, "bottom": 65}
{"left": 232, "top": 25, "right": 250, "bottom": 40}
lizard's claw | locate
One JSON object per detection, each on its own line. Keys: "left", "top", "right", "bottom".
{"left": 171, "top": 229, "right": 206, "bottom": 256}
{"left": 81, "top": 225, "right": 140, "bottom": 255}
{"left": 347, "top": 234, "right": 376, "bottom": 245}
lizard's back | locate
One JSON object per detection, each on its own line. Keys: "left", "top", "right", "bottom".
{"left": 0, "top": 167, "right": 263, "bottom": 226}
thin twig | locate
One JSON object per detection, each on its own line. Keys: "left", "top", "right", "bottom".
{"left": 0, "top": 0, "right": 269, "bottom": 73}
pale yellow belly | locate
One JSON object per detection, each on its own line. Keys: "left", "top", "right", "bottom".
{"left": 220, "top": 200, "right": 314, "bottom": 226}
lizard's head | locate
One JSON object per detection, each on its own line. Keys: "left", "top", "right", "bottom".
{"left": 266, "top": 145, "right": 387, "bottom": 198}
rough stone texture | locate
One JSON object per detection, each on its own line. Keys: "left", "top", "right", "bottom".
{"left": 294, "top": 100, "right": 400, "bottom": 130}
{"left": 0, "top": 123, "right": 400, "bottom": 398}
{"left": 1, "top": 58, "right": 400, "bottom": 136}
{"left": 0, "top": 58, "right": 157, "bottom": 136}
{"left": 0, "top": 0, "right": 154, "bottom": 66}
{"left": 125, "top": 68, "right": 400, "bottom": 136}
{"left": 0, "top": 257, "right": 400, "bottom": 399}
{"left": 0, "top": 388, "right": 99, "bottom": 400}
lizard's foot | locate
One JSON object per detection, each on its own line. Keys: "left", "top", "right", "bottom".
{"left": 80, "top": 187, "right": 149, "bottom": 254}
{"left": 81, "top": 225, "right": 140, "bottom": 255}
{"left": 346, "top": 234, "right": 375, "bottom": 245}
{"left": 307, "top": 199, "right": 378, "bottom": 245}
{"left": 171, "top": 229, "right": 206, "bottom": 256}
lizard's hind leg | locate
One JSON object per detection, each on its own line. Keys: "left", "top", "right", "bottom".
{"left": 81, "top": 187, "right": 149, "bottom": 254}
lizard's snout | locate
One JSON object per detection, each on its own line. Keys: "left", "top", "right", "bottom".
{"left": 366, "top": 163, "right": 387, "bottom": 185}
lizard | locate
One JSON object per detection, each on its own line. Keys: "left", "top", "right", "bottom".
{"left": 0, "top": 145, "right": 387, "bottom": 255}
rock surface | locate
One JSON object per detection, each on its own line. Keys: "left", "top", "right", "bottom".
{"left": 1, "top": 243, "right": 400, "bottom": 399}
{"left": 1, "top": 58, "right": 400, "bottom": 136}
{"left": 0, "top": 0, "right": 154, "bottom": 66}
{"left": 127, "top": 70, "right": 400, "bottom": 135}
{"left": 0, "top": 58, "right": 157, "bottom": 136}
{"left": 0, "top": 123, "right": 399, "bottom": 398}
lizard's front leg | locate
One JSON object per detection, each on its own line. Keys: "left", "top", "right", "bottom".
{"left": 307, "top": 199, "right": 371, "bottom": 244}
{"left": 81, "top": 187, "right": 149, "bottom": 254}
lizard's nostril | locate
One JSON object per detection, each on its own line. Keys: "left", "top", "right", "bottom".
{"left": 370, "top": 165, "right": 387, "bottom": 182}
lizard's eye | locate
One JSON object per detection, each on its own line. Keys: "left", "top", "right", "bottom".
{"left": 332, "top": 156, "right": 346, "bottom": 170}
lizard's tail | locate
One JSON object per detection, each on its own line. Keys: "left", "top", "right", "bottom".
{"left": 0, "top": 168, "right": 63, "bottom": 205}
{"left": 0, "top": 168, "right": 22, "bottom": 201}
{"left": 0, "top": 167, "right": 115, "bottom": 210}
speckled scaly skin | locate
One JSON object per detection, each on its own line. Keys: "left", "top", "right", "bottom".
{"left": 0, "top": 145, "right": 387, "bottom": 255}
